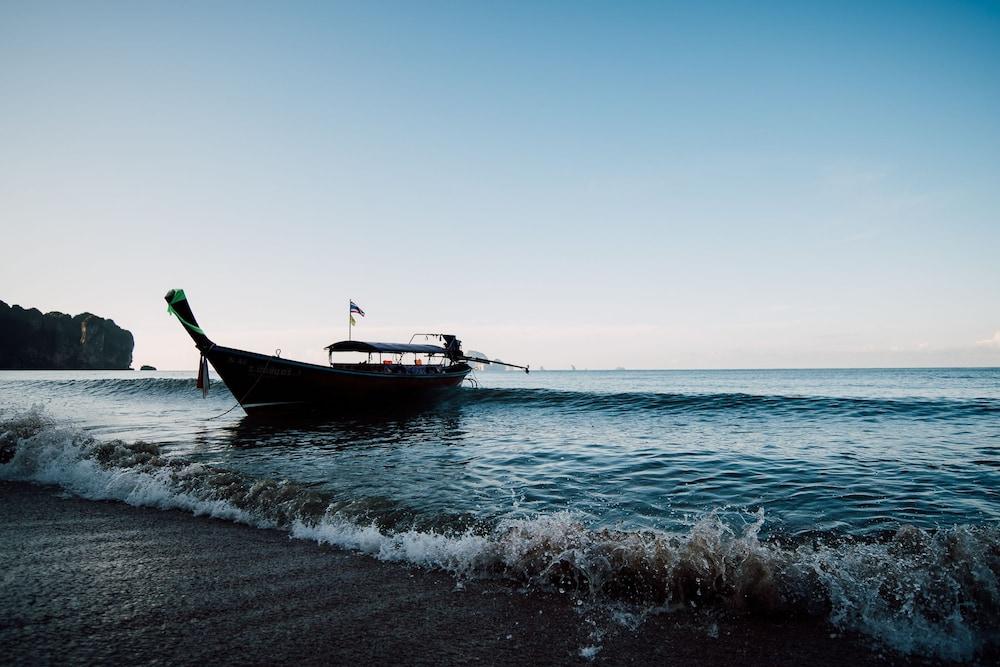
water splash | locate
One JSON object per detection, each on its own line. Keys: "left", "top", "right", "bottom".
{"left": 1, "top": 410, "right": 996, "bottom": 661}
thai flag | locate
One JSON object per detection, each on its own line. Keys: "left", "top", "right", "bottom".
{"left": 350, "top": 301, "right": 365, "bottom": 317}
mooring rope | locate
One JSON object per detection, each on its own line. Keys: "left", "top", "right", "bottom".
{"left": 204, "top": 356, "right": 272, "bottom": 421}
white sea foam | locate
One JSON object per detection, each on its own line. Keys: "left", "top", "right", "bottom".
{"left": 1, "top": 410, "right": 996, "bottom": 662}
{"left": 0, "top": 409, "right": 264, "bottom": 526}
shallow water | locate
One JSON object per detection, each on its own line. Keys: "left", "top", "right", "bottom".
{"left": 1, "top": 368, "right": 998, "bottom": 660}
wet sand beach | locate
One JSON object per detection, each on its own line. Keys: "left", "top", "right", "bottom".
{"left": 0, "top": 481, "right": 950, "bottom": 666}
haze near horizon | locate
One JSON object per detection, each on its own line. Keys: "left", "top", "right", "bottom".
{"left": 2, "top": 2, "right": 998, "bottom": 370}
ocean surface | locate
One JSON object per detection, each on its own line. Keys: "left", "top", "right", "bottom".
{"left": 2, "top": 368, "right": 998, "bottom": 661}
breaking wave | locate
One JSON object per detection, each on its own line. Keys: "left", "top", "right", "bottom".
{"left": 1, "top": 410, "right": 997, "bottom": 661}
{"left": 9, "top": 377, "right": 999, "bottom": 420}
{"left": 9, "top": 377, "right": 229, "bottom": 399}
{"left": 456, "top": 387, "right": 1000, "bottom": 420}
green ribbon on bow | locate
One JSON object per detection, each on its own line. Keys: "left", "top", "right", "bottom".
{"left": 166, "top": 289, "right": 206, "bottom": 335}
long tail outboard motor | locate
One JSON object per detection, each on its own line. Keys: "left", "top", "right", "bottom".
{"left": 452, "top": 337, "right": 531, "bottom": 374}
{"left": 442, "top": 334, "right": 463, "bottom": 363}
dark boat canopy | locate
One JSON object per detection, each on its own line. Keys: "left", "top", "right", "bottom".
{"left": 325, "top": 341, "right": 448, "bottom": 355}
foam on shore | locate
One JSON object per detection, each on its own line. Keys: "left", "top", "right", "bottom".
{"left": 2, "top": 409, "right": 997, "bottom": 661}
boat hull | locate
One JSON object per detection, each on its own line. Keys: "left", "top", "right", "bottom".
{"left": 205, "top": 345, "right": 470, "bottom": 415}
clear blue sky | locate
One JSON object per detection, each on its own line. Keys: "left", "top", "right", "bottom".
{"left": 2, "top": 1, "right": 998, "bottom": 369}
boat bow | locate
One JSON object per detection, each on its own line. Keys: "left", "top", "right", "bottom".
{"left": 165, "top": 289, "right": 213, "bottom": 351}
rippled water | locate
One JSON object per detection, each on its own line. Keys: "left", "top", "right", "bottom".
{"left": 1, "top": 368, "right": 998, "bottom": 660}
{"left": 3, "top": 369, "right": 996, "bottom": 536}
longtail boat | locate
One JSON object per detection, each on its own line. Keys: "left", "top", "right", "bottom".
{"left": 164, "top": 289, "right": 527, "bottom": 415}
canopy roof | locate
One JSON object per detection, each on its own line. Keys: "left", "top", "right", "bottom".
{"left": 325, "top": 340, "right": 447, "bottom": 355}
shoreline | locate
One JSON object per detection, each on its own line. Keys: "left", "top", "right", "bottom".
{"left": 0, "top": 481, "right": 952, "bottom": 665}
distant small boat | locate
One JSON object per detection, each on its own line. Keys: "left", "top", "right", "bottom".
{"left": 165, "top": 289, "right": 527, "bottom": 415}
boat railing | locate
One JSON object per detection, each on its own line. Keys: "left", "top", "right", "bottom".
{"left": 408, "top": 332, "right": 446, "bottom": 344}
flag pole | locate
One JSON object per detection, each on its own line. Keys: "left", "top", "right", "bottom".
{"left": 348, "top": 299, "right": 351, "bottom": 341}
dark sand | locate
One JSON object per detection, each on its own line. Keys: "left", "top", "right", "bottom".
{"left": 1, "top": 481, "right": 946, "bottom": 666}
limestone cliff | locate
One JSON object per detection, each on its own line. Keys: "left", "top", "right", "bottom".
{"left": 0, "top": 300, "right": 134, "bottom": 370}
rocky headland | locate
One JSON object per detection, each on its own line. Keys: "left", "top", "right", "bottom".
{"left": 0, "top": 300, "right": 134, "bottom": 370}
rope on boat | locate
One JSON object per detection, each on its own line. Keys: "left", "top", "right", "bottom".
{"left": 205, "top": 356, "right": 272, "bottom": 421}
{"left": 205, "top": 401, "right": 242, "bottom": 421}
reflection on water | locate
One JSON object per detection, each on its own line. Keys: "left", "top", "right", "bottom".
{"left": 222, "top": 409, "right": 468, "bottom": 452}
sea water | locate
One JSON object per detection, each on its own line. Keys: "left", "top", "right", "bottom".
{"left": 1, "top": 368, "right": 997, "bottom": 660}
